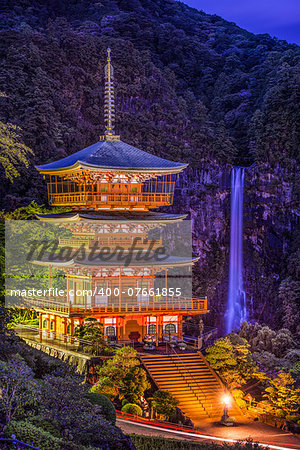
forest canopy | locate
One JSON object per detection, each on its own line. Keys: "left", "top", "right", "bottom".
{"left": 0, "top": 0, "right": 299, "bottom": 209}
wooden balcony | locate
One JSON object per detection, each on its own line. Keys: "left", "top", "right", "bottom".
{"left": 48, "top": 192, "right": 174, "bottom": 209}
{"left": 58, "top": 237, "right": 163, "bottom": 251}
{"left": 16, "top": 296, "right": 208, "bottom": 316}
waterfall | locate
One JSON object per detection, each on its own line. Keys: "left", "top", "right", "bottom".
{"left": 226, "top": 167, "right": 247, "bottom": 334}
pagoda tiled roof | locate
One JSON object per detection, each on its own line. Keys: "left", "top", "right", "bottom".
{"left": 36, "top": 140, "right": 187, "bottom": 173}
{"left": 35, "top": 211, "right": 187, "bottom": 223}
{"left": 33, "top": 254, "right": 198, "bottom": 268}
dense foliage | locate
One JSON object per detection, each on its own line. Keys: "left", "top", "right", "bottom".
{"left": 0, "top": 307, "right": 130, "bottom": 449}
{"left": 130, "top": 434, "right": 266, "bottom": 450}
{"left": 152, "top": 389, "right": 179, "bottom": 420}
{"left": 239, "top": 321, "right": 299, "bottom": 377}
{"left": 0, "top": 121, "right": 33, "bottom": 182}
{"left": 0, "top": 0, "right": 299, "bottom": 332}
{"left": 205, "top": 326, "right": 300, "bottom": 421}
{"left": 86, "top": 392, "right": 117, "bottom": 424}
{"left": 263, "top": 372, "right": 300, "bottom": 415}
{"left": 121, "top": 403, "right": 143, "bottom": 416}
{"left": 91, "top": 346, "right": 150, "bottom": 403}
{"left": 0, "top": 0, "right": 299, "bottom": 210}
{"left": 205, "top": 334, "right": 265, "bottom": 388}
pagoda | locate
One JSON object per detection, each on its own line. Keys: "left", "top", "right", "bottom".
{"left": 29, "top": 49, "right": 208, "bottom": 346}
{"left": 36, "top": 49, "right": 187, "bottom": 212}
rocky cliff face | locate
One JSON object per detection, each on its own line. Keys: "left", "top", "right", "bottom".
{"left": 166, "top": 161, "right": 298, "bottom": 333}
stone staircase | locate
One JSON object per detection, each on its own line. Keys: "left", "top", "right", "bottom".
{"left": 140, "top": 352, "right": 241, "bottom": 424}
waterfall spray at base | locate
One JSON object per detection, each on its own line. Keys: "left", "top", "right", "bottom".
{"left": 226, "top": 167, "right": 247, "bottom": 334}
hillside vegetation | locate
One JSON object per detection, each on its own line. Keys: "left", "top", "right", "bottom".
{"left": 1, "top": 0, "right": 299, "bottom": 208}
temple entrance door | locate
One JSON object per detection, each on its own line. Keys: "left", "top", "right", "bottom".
{"left": 125, "top": 319, "right": 142, "bottom": 342}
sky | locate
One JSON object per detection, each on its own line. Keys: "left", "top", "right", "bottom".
{"left": 183, "top": 0, "right": 300, "bottom": 45}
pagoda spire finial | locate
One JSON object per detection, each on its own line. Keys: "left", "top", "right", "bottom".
{"left": 101, "top": 48, "right": 120, "bottom": 141}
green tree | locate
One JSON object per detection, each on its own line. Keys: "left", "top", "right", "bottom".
{"left": 91, "top": 347, "right": 140, "bottom": 400}
{"left": 264, "top": 372, "right": 300, "bottom": 414}
{"left": 90, "top": 376, "right": 119, "bottom": 401}
{"left": 239, "top": 322, "right": 297, "bottom": 372}
{"left": 86, "top": 392, "right": 116, "bottom": 424}
{"left": 240, "top": 322, "right": 295, "bottom": 357}
{"left": 74, "top": 321, "right": 104, "bottom": 342}
{"left": 152, "top": 390, "right": 179, "bottom": 420}
{"left": 120, "top": 365, "right": 150, "bottom": 404}
{"left": 40, "top": 374, "right": 126, "bottom": 447}
{"left": 206, "top": 337, "right": 237, "bottom": 372}
{"left": 73, "top": 321, "right": 105, "bottom": 354}
{"left": 279, "top": 278, "right": 300, "bottom": 338}
{"left": 0, "top": 359, "right": 40, "bottom": 425}
{"left": 206, "top": 335, "right": 263, "bottom": 388}
{"left": 0, "top": 122, "right": 33, "bottom": 182}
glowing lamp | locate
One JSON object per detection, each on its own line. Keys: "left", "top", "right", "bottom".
{"left": 222, "top": 394, "right": 231, "bottom": 407}
{"left": 221, "top": 393, "right": 231, "bottom": 424}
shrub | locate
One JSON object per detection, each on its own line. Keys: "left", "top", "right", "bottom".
{"left": 256, "top": 400, "right": 274, "bottom": 413}
{"left": 275, "top": 409, "right": 286, "bottom": 418}
{"left": 236, "top": 398, "right": 247, "bottom": 409}
{"left": 5, "top": 420, "right": 66, "bottom": 450}
{"left": 40, "top": 374, "right": 126, "bottom": 447}
{"left": 121, "top": 403, "right": 143, "bottom": 416}
{"left": 86, "top": 392, "right": 116, "bottom": 424}
{"left": 232, "top": 389, "right": 244, "bottom": 399}
{"left": 226, "top": 416, "right": 236, "bottom": 423}
{"left": 90, "top": 377, "right": 118, "bottom": 401}
{"left": 0, "top": 359, "right": 40, "bottom": 424}
{"left": 122, "top": 398, "right": 129, "bottom": 406}
{"left": 152, "top": 390, "right": 179, "bottom": 420}
{"left": 286, "top": 415, "right": 300, "bottom": 423}
{"left": 120, "top": 366, "right": 150, "bottom": 404}
{"left": 130, "top": 434, "right": 221, "bottom": 449}
{"left": 130, "top": 434, "right": 265, "bottom": 449}
{"left": 28, "top": 415, "right": 61, "bottom": 437}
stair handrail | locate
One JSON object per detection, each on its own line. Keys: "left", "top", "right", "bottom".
{"left": 167, "top": 345, "right": 211, "bottom": 417}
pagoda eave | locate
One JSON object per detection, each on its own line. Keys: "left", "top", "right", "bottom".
{"left": 31, "top": 255, "right": 199, "bottom": 269}
{"left": 35, "top": 211, "right": 188, "bottom": 224}
{"left": 36, "top": 162, "right": 188, "bottom": 176}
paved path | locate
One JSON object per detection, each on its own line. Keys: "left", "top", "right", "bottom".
{"left": 117, "top": 417, "right": 300, "bottom": 449}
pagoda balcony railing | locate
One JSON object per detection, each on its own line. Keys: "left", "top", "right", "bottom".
{"left": 16, "top": 295, "right": 208, "bottom": 315}
{"left": 48, "top": 192, "right": 173, "bottom": 208}
{"left": 58, "top": 237, "right": 163, "bottom": 250}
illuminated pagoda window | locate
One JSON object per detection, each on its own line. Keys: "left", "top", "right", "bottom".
{"left": 148, "top": 323, "right": 157, "bottom": 334}
{"left": 106, "top": 326, "right": 116, "bottom": 337}
{"left": 165, "top": 323, "right": 176, "bottom": 333}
